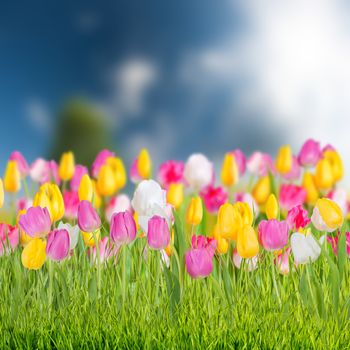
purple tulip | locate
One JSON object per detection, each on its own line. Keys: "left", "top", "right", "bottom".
{"left": 19, "top": 206, "right": 51, "bottom": 238}
{"left": 46, "top": 229, "right": 70, "bottom": 261}
{"left": 258, "top": 219, "right": 289, "bottom": 251}
{"left": 77, "top": 200, "right": 101, "bottom": 232}
{"left": 297, "top": 139, "right": 321, "bottom": 167}
{"left": 147, "top": 215, "right": 170, "bottom": 250}
{"left": 110, "top": 211, "right": 137, "bottom": 244}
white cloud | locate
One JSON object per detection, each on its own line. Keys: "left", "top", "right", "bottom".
{"left": 26, "top": 100, "right": 52, "bottom": 132}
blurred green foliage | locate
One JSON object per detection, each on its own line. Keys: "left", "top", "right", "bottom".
{"left": 50, "top": 98, "right": 114, "bottom": 166}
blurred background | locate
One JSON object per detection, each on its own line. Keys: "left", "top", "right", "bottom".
{"left": 1, "top": 0, "right": 350, "bottom": 175}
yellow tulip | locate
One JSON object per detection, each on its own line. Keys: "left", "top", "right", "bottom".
{"left": 137, "top": 148, "right": 152, "bottom": 179}
{"left": 302, "top": 172, "right": 319, "bottom": 204}
{"left": 221, "top": 153, "right": 239, "bottom": 187}
{"left": 237, "top": 225, "right": 259, "bottom": 259}
{"left": 21, "top": 238, "right": 46, "bottom": 270}
{"left": 234, "top": 202, "right": 253, "bottom": 226}
{"left": 92, "top": 180, "right": 102, "bottom": 209}
{"left": 213, "top": 224, "right": 228, "bottom": 254}
{"left": 323, "top": 150, "right": 344, "bottom": 183}
{"left": 4, "top": 161, "right": 21, "bottom": 193}
{"left": 81, "top": 230, "right": 101, "bottom": 247}
{"left": 275, "top": 145, "right": 292, "bottom": 174}
{"left": 217, "top": 203, "right": 242, "bottom": 241}
{"left": 58, "top": 151, "right": 75, "bottom": 181}
{"left": 106, "top": 157, "right": 127, "bottom": 190}
{"left": 0, "top": 179, "right": 4, "bottom": 208}
{"left": 167, "top": 183, "right": 184, "bottom": 209}
{"left": 97, "top": 164, "right": 117, "bottom": 196}
{"left": 316, "top": 198, "right": 343, "bottom": 231}
{"left": 315, "top": 158, "right": 333, "bottom": 190}
{"left": 78, "top": 174, "right": 93, "bottom": 202}
{"left": 186, "top": 197, "right": 203, "bottom": 225}
{"left": 252, "top": 176, "right": 271, "bottom": 205}
{"left": 266, "top": 194, "right": 279, "bottom": 220}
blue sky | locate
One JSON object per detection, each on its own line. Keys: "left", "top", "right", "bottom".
{"left": 1, "top": 0, "right": 350, "bottom": 176}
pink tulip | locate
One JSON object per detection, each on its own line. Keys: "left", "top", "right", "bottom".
{"left": 247, "top": 152, "right": 275, "bottom": 176}
{"left": 258, "top": 219, "right": 289, "bottom": 251}
{"left": 88, "top": 237, "right": 118, "bottom": 263}
{"left": 129, "top": 158, "right": 142, "bottom": 183}
{"left": 157, "top": 160, "right": 184, "bottom": 189}
{"left": 200, "top": 185, "right": 228, "bottom": 213}
{"left": 297, "top": 139, "right": 321, "bottom": 167}
{"left": 19, "top": 206, "right": 51, "bottom": 238}
{"left": 286, "top": 205, "right": 310, "bottom": 231}
{"left": 231, "top": 149, "right": 246, "bottom": 176}
{"left": 279, "top": 184, "right": 306, "bottom": 211}
{"left": 77, "top": 200, "right": 101, "bottom": 232}
{"left": 283, "top": 156, "right": 301, "bottom": 181}
{"left": 110, "top": 211, "right": 137, "bottom": 244}
{"left": 185, "top": 235, "right": 217, "bottom": 279}
{"left": 70, "top": 165, "right": 88, "bottom": 192}
{"left": 147, "top": 215, "right": 170, "bottom": 250}
{"left": 9, "top": 151, "right": 30, "bottom": 177}
{"left": 105, "top": 194, "right": 131, "bottom": 223}
{"left": 0, "top": 224, "right": 19, "bottom": 255}
{"left": 63, "top": 191, "right": 79, "bottom": 219}
{"left": 17, "top": 198, "right": 33, "bottom": 211}
{"left": 46, "top": 229, "right": 70, "bottom": 261}
{"left": 275, "top": 248, "right": 291, "bottom": 275}
{"left": 326, "top": 232, "right": 350, "bottom": 257}
{"left": 91, "top": 149, "right": 115, "bottom": 178}
{"left": 30, "top": 159, "right": 60, "bottom": 184}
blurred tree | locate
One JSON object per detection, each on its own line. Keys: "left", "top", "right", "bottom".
{"left": 50, "top": 98, "right": 114, "bottom": 167}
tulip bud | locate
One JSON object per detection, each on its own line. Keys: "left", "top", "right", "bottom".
{"left": 323, "top": 150, "right": 344, "bottom": 183}
{"left": 0, "top": 179, "right": 4, "bottom": 208}
{"left": 265, "top": 194, "right": 279, "bottom": 220}
{"left": 237, "top": 225, "right": 259, "bottom": 258}
{"left": 167, "top": 183, "right": 184, "bottom": 209}
{"left": 315, "top": 158, "right": 333, "bottom": 190}
{"left": 137, "top": 148, "right": 152, "bottom": 179}
{"left": 110, "top": 211, "right": 137, "bottom": 244}
{"left": 78, "top": 174, "right": 93, "bottom": 202}
{"left": 21, "top": 238, "right": 47, "bottom": 270}
{"left": 4, "top": 160, "right": 21, "bottom": 193}
{"left": 147, "top": 215, "right": 170, "bottom": 250}
{"left": 46, "top": 229, "right": 70, "bottom": 261}
{"left": 302, "top": 172, "right": 319, "bottom": 204}
{"left": 77, "top": 200, "right": 101, "bottom": 233}
{"left": 311, "top": 198, "right": 343, "bottom": 232}
{"left": 186, "top": 197, "right": 203, "bottom": 225}
{"left": 275, "top": 145, "right": 292, "bottom": 174}
{"left": 217, "top": 203, "right": 242, "bottom": 240}
{"left": 97, "top": 164, "right": 117, "bottom": 197}
{"left": 58, "top": 151, "right": 75, "bottom": 181}
{"left": 252, "top": 176, "right": 271, "bottom": 205}
{"left": 221, "top": 153, "right": 239, "bottom": 187}
{"left": 107, "top": 157, "right": 127, "bottom": 191}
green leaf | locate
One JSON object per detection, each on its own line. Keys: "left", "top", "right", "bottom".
{"left": 163, "top": 265, "right": 181, "bottom": 318}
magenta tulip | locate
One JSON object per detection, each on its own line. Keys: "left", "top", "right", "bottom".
{"left": 77, "top": 200, "right": 101, "bottom": 232}
{"left": 279, "top": 184, "right": 306, "bottom": 211}
{"left": 147, "top": 215, "right": 170, "bottom": 250}
{"left": 297, "top": 139, "right": 321, "bottom": 167}
{"left": 46, "top": 229, "right": 70, "bottom": 261}
{"left": 110, "top": 211, "right": 137, "bottom": 244}
{"left": 258, "top": 219, "right": 289, "bottom": 251}
{"left": 286, "top": 205, "right": 310, "bottom": 230}
{"left": 19, "top": 206, "right": 51, "bottom": 238}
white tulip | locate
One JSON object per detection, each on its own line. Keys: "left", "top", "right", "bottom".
{"left": 290, "top": 232, "right": 321, "bottom": 264}
{"left": 58, "top": 222, "right": 80, "bottom": 250}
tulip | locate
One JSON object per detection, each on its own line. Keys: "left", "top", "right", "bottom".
{"left": 184, "top": 153, "right": 213, "bottom": 190}
{"left": 58, "top": 151, "right": 75, "bottom": 181}
{"left": 70, "top": 165, "right": 88, "bottom": 192}
{"left": 4, "top": 160, "right": 21, "bottom": 193}
{"left": 19, "top": 206, "right": 51, "bottom": 238}
{"left": 131, "top": 180, "right": 167, "bottom": 234}
{"left": 323, "top": 149, "right": 343, "bottom": 182}
{"left": 297, "top": 139, "right": 321, "bottom": 167}
{"left": 77, "top": 200, "right": 101, "bottom": 233}
{"left": 291, "top": 231, "right": 321, "bottom": 264}
{"left": 186, "top": 197, "right": 203, "bottom": 225}
{"left": 157, "top": 160, "right": 184, "bottom": 189}
{"left": 46, "top": 229, "right": 70, "bottom": 261}
{"left": 106, "top": 157, "right": 127, "bottom": 190}
{"left": 21, "top": 238, "right": 47, "bottom": 270}
{"left": 110, "top": 211, "right": 137, "bottom": 244}
{"left": 235, "top": 192, "right": 259, "bottom": 217}
{"left": 30, "top": 159, "right": 61, "bottom": 185}
{"left": 234, "top": 202, "right": 253, "bottom": 226}
{"left": 315, "top": 158, "right": 333, "bottom": 190}
{"left": 88, "top": 237, "right": 116, "bottom": 263}
{"left": 200, "top": 185, "right": 228, "bottom": 214}
{"left": 217, "top": 203, "right": 242, "bottom": 240}
{"left": 97, "top": 164, "right": 117, "bottom": 196}
{"left": 275, "top": 145, "right": 292, "bottom": 174}
{"left": 78, "top": 174, "right": 93, "bottom": 202}
{"left": 17, "top": 210, "right": 33, "bottom": 246}
{"left": 0, "top": 179, "right": 3, "bottom": 208}
{"left": 286, "top": 205, "right": 310, "bottom": 231}
{"left": 137, "top": 148, "right": 152, "bottom": 179}
{"left": 328, "top": 189, "right": 349, "bottom": 215}
{"left": 91, "top": 149, "right": 115, "bottom": 178}
{"left": 221, "top": 153, "right": 239, "bottom": 187}
{"left": 266, "top": 194, "right": 278, "bottom": 220}
{"left": 258, "top": 219, "right": 289, "bottom": 251}
{"left": 63, "top": 191, "right": 79, "bottom": 219}
{"left": 105, "top": 194, "right": 131, "bottom": 223}
{"left": 92, "top": 180, "right": 102, "bottom": 209}
{"left": 9, "top": 151, "right": 30, "bottom": 178}
{"left": 276, "top": 248, "right": 291, "bottom": 275}
{"left": 167, "top": 183, "right": 184, "bottom": 209}
{"left": 311, "top": 198, "right": 343, "bottom": 232}
{"left": 279, "top": 184, "right": 306, "bottom": 212}
{"left": 247, "top": 152, "right": 275, "bottom": 176}
{"left": 58, "top": 222, "right": 79, "bottom": 250}
{"left": 252, "top": 176, "right": 270, "bottom": 205}
{"left": 283, "top": 156, "right": 301, "bottom": 181}
{"left": 147, "top": 215, "right": 170, "bottom": 250}
{"left": 81, "top": 230, "right": 101, "bottom": 247}
{"left": 232, "top": 248, "right": 258, "bottom": 271}
{"left": 302, "top": 172, "right": 319, "bottom": 204}
{"left": 237, "top": 225, "right": 259, "bottom": 258}
{"left": 0, "top": 224, "right": 19, "bottom": 255}
{"left": 232, "top": 149, "right": 246, "bottom": 176}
